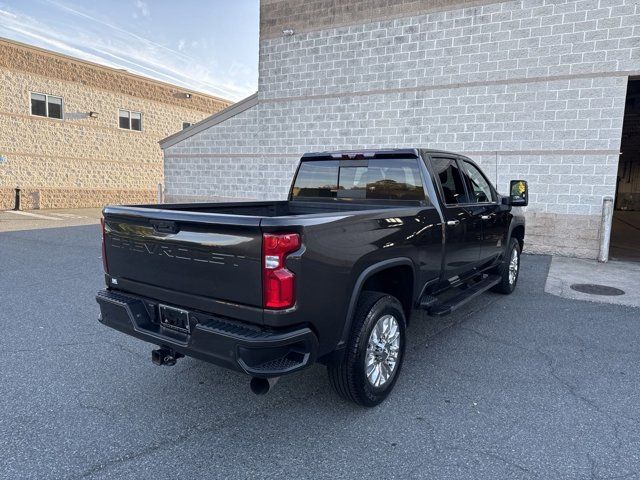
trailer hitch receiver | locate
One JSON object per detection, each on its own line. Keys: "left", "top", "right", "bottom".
{"left": 151, "top": 347, "right": 184, "bottom": 366}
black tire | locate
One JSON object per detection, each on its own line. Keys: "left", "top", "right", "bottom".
{"left": 491, "top": 238, "right": 521, "bottom": 294}
{"left": 328, "top": 291, "right": 406, "bottom": 407}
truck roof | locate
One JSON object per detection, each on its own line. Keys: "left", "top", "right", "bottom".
{"left": 300, "top": 148, "right": 462, "bottom": 160}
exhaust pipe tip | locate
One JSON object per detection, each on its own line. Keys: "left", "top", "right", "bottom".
{"left": 250, "top": 376, "right": 279, "bottom": 395}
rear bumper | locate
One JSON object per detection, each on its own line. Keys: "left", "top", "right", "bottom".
{"left": 96, "top": 290, "right": 318, "bottom": 377}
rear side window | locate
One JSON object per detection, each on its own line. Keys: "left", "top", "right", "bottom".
{"left": 431, "top": 158, "right": 469, "bottom": 205}
{"left": 292, "top": 158, "right": 426, "bottom": 202}
{"left": 291, "top": 160, "right": 340, "bottom": 198}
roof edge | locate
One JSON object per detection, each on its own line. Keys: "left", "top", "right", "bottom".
{"left": 160, "top": 92, "right": 259, "bottom": 149}
{"left": 301, "top": 148, "right": 420, "bottom": 160}
{"left": 0, "top": 37, "right": 230, "bottom": 105}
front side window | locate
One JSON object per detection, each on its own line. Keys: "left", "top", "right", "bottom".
{"left": 119, "top": 109, "right": 142, "bottom": 131}
{"left": 31, "top": 93, "right": 63, "bottom": 119}
{"left": 431, "top": 158, "right": 469, "bottom": 205}
{"left": 462, "top": 160, "right": 495, "bottom": 203}
{"left": 291, "top": 158, "right": 426, "bottom": 202}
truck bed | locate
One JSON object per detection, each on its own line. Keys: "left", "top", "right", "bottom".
{"left": 129, "top": 200, "right": 412, "bottom": 217}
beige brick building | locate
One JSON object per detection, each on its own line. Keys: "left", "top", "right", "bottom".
{"left": 0, "top": 37, "right": 231, "bottom": 210}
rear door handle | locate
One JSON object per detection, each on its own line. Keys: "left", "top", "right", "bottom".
{"left": 481, "top": 215, "right": 491, "bottom": 220}
{"left": 446, "top": 220, "right": 460, "bottom": 226}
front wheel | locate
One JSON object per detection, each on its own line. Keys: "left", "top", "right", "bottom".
{"left": 328, "top": 291, "right": 406, "bottom": 407}
{"left": 491, "top": 238, "right": 521, "bottom": 294}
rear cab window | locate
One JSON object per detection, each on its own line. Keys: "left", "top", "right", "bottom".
{"left": 291, "top": 158, "right": 428, "bottom": 204}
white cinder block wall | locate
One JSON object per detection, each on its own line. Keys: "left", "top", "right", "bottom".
{"left": 163, "top": 0, "right": 640, "bottom": 258}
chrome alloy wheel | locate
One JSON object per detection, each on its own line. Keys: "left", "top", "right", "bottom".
{"left": 365, "top": 314, "right": 401, "bottom": 388}
{"left": 508, "top": 247, "right": 519, "bottom": 285}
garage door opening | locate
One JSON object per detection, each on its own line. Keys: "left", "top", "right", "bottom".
{"left": 611, "top": 79, "right": 640, "bottom": 262}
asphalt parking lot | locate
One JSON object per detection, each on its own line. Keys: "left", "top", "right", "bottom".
{"left": 2, "top": 224, "right": 640, "bottom": 479}
{"left": 0, "top": 208, "right": 102, "bottom": 232}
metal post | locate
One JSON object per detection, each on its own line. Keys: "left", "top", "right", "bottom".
{"left": 13, "top": 186, "right": 20, "bottom": 211}
{"left": 598, "top": 196, "right": 614, "bottom": 263}
{"left": 157, "top": 183, "right": 163, "bottom": 204}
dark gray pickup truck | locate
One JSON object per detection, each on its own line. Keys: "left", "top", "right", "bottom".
{"left": 97, "top": 148, "right": 527, "bottom": 406}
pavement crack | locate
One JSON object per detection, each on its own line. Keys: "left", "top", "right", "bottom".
{"left": 2, "top": 340, "right": 100, "bottom": 355}
{"left": 448, "top": 446, "right": 539, "bottom": 478}
{"left": 587, "top": 453, "right": 598, "bottom": 480}
{"left": 536, "top": 345, "right": 639, "bottom": 425}
{"left": 77, "top": 402, "right": 111, "bottom": 416}
{"left": 105, "top": 340, "right": 147, "bottom": 360}
{"left": 72, "top": 383, "right": 329, "bottom": 479}
{"left": 458, "top": 325, "right": 533, "bottom": 354}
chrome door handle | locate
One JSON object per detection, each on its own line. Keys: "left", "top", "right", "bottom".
{"left": 446, "top": 220, "right": 460, "bottom": 226}
{"left": 481, "top": 215, "right": 491, "bottom": 220}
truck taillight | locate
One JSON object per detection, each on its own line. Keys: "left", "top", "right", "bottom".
{"left": 101, "top": 217, "right": 109, "bottom": 274}
{"left": 262, "top": 232, "right": 300, "bottom": 309}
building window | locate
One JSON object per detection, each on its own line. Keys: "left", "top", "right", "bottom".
{"left": 182, "top": 122, "right": 192, "bottom": 130}
{"left": 119, "top": 109, "right": 142, "bottom": 131}
{"left": 30, "top": 93, "right": 63, "bottom": 119}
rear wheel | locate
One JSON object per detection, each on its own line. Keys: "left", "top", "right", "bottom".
{"left": 328, "top": 291, "right": 406, "bottom": 407}
{"left": 491, "top": 237, "right": 521, "bottom": 294}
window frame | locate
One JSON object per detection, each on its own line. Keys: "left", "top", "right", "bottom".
{"left": 29, "top": 92, "right": 64, "bottom": 120}
{"left": 458, "top": 157, "right": 498, "bottom": 205}
{"left": 118, "top": 109, "right": 143, "bottom": 131}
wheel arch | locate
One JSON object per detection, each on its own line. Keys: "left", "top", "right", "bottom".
{"left": 510, "top": 223, "right": 525, "bottom": 252}
{"left": 338, "top": 258, "right": 415, "bottom": 348}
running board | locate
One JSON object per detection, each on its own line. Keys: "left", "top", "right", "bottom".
{"left": 425, "top": 274, "right": 501, "bottom": 317}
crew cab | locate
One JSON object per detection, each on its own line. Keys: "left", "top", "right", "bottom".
{"left": 96, "top": 149, "right": 528, "bottom": 406}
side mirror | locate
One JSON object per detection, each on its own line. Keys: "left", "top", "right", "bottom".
{"left": 506, "top": 180, "right": 528, "bottom": 207}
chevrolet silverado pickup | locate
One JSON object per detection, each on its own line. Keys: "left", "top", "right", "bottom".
{"left": 96, "top": 149, "right": 528, "bottom": 407}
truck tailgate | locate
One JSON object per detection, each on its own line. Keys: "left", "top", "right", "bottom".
{"left": 103, "top": 207, "right": 263, "bottom": 307}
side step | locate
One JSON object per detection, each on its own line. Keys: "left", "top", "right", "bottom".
{"left": 418, "top": 294, "right": 438, "bottom": 309}
{"left": 423, "top": 274, "right": 501, "bottom": 317}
